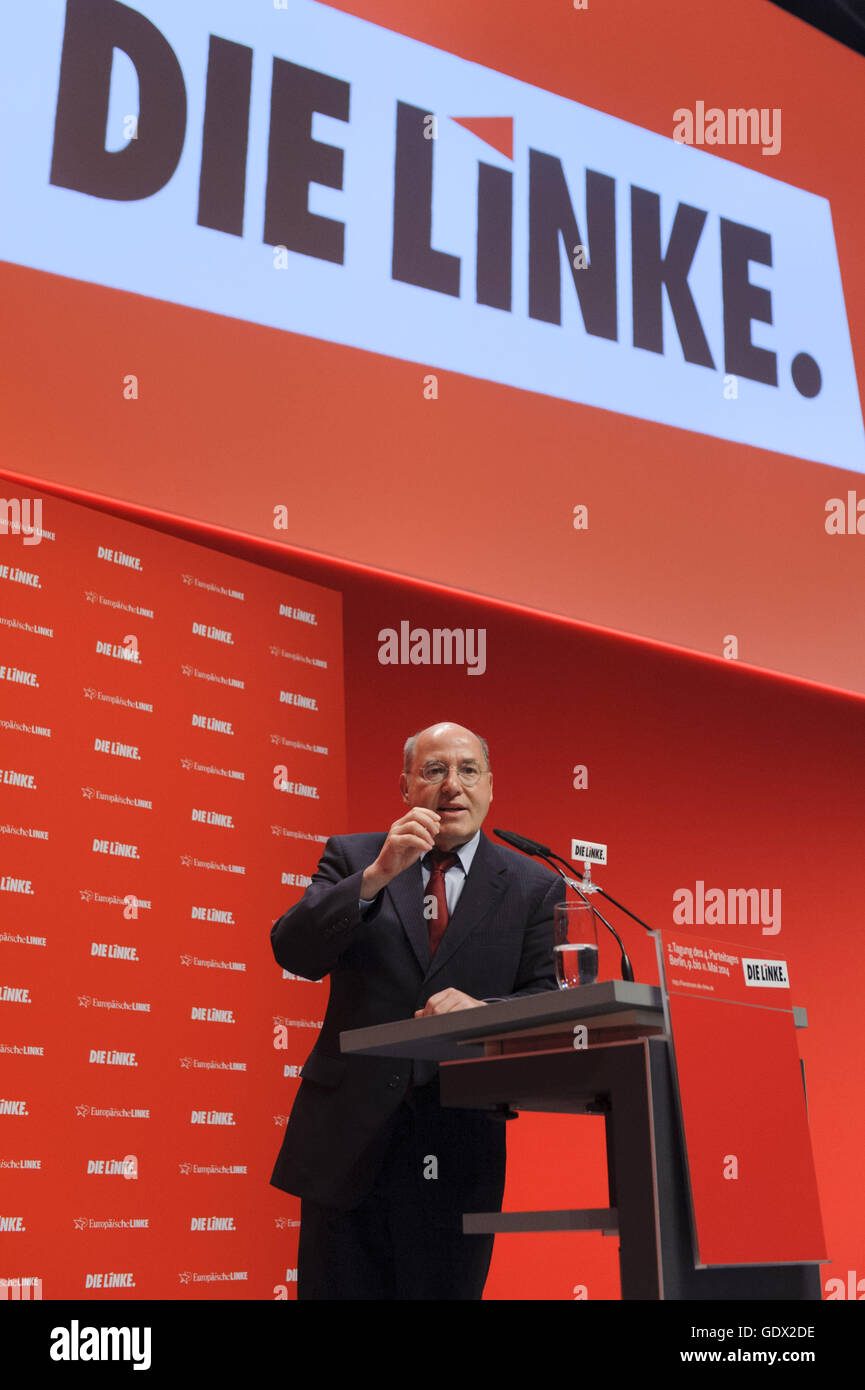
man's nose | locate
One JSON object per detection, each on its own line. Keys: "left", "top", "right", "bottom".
{"left": 441, "top": 766, "right": 462, "bottom": 791}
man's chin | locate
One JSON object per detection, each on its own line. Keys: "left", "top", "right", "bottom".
{"left": 435, "top": 817, "right": 473, "bottom": 848}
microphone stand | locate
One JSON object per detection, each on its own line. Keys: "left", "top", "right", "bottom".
{"left": 545, "top": 848, "right": 656, "bottom": 940}
{"left": 493, "top": 829, "right": 636, "bottom": 983}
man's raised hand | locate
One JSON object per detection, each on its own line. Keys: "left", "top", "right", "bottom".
{"left": 360, "top": 807, "right": 441, "bottom": 899}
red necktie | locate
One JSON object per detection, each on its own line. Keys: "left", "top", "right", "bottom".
{"left": 425, "top": 849, "right": 460, "bottom": 957}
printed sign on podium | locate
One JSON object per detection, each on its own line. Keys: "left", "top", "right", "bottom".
{"left": 655, "top": 930, "right": 826, "bottom": 1268}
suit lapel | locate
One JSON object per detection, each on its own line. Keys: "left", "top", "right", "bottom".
{"left": 424, "top": 831, "right": 507, "bottom": 983}
{"left": 385, "top": 860, "right": 430, "bottom": 974}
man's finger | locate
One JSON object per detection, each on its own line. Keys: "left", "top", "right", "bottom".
{"left": 401, "top": 807, "right": 441, "bottom": 829}
{"left": 392, "top": 831, "right": 434, "bottom": 849}
{"left": 400, "top": 820, "right": 436, "bottom": 841}
{"left": 394, "top": 815, "right": 436, "bottom": 837}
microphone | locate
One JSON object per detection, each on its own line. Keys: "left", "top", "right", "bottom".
{"left": 493, "top": 827, "right": 635, "bottom": 983}
{"left": 493, "top": 826, "right": 577, "bottom": 868}
{"left": 494, "top": 828, "right": 655, "bottom": 937}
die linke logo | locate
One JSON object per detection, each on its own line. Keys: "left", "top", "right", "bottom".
{"left": 191, "top": 905, "right": 235, "bottom": 922}
{"left": 94, "top": 736, "right": 141, "bottom": 760}
{"left": 1, "top": 768, "right": 37, "bottom": 789}
{"left": 741, "top": 956, "right": 789, "bottom": 988}
{"left": 91, "top": 941, "right": 139, "bottom": 959}
{"left": 89, "top": 1049, "right": 138, "bottom": 1066}
{"left": 26, "top": 0, "right": 861, "bottom": 470}
{"left": 192, "top": 713, "right": 234, "bottom": 735}
{"left": 193, "top": 621, "right": 234, "bottom": 645}
{"left": 0, "top": 1099, "right": 29, "bottom": 1115}
{"left": 92, "top": 837, "right": 140, "bottom": 858}
{"left": 0, "top": 877, "right": 35, "bottom": 896}
{"left": 86, "top": 1158, "right": 137, "bottom": 1175}
{"left": 191, "top": 1005, "right": 235, "bottom": 1022}
{"left": 97, "top": 544, "right": 142, "bottom": 571}
{"left": 95, "top": 637, "right": 140, "bottom": 663}
{"left": 0, "top": 986, "right": 31, "bottom": 1003}
{"left": 0, "top": 666, "right": 38, "bottom": 688}
{"left": 0, "top": 562, "right": 41, "bottom": 588}
{"left": 192, "top": 807, "right": 234, "bottom": 827}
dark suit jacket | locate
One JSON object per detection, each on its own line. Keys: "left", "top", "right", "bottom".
{"left": 269, "top": 828, "right": 564, "bottom": 1210}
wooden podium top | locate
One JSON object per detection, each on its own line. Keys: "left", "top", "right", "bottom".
{"left": 339, "top": 981, "right": 808, "bottom": 1062}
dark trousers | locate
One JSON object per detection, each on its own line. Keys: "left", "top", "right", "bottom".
{"left": 297, "top": 1085, "right": 498, "bottom": 1300}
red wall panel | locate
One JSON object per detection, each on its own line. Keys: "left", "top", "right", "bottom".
{"left": 2, "top": 472, "right": 860, "bottom": 1299}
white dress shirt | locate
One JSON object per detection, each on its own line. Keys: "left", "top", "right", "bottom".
{"left": 359, "top": 829, "right": 481, "bottom": 911}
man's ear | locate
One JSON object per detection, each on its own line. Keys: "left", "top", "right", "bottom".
{"left": 399, "top": 772, "right": 409, "bottom": 804}
{"left": 488, "top": 773, "right": 493, "bottom": 804}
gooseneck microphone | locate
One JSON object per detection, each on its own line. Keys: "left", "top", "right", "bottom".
{"left": 493, "top": 828, "right": 655, "bottom": 935}
{"left": 492, "top": 828, "right": 564, "bottom": 862}
{"left": 494, "top": 827, "right": 636, "bottom": 983}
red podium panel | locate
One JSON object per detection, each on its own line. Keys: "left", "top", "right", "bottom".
{"left": 656, "top": 930, "right": 826, "bottom": 1268}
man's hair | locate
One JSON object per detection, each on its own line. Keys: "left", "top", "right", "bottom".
{"left": 403, "top": 728, "right": 490, "bottom": 774}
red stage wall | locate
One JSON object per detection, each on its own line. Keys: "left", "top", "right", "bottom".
{"left": 1, "top": 472, "right": 862, "bottom": 1299}
{"left": 0, "top": 480, "right": 346, "bottom": 1299}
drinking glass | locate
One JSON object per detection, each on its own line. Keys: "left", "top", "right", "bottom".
{"left": 553, "top": 900, "right": 599, "bottom": 988}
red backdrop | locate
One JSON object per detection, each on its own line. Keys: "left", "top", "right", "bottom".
{"left": 1, "top": 471, "right": 861, "bottom": 1299}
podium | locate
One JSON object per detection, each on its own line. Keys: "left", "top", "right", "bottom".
{"left": 341, "top": 981, "right": 823, "bottom": 1300}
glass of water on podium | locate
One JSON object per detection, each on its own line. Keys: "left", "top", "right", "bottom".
{"left": 554, "top": 900, "right": 599, "bottom": 988}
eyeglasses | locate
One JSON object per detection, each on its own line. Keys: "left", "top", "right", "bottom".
{"left": 417, "top": 761, "right": 488, "bottom": 786}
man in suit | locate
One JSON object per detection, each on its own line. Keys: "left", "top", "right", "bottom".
{"left": 269, "top": 720, "right": 564, "bottom": 1299}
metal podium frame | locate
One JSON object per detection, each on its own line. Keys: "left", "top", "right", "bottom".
{"left": 340, "top": 983, "right": 820, "bottom": 1300}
